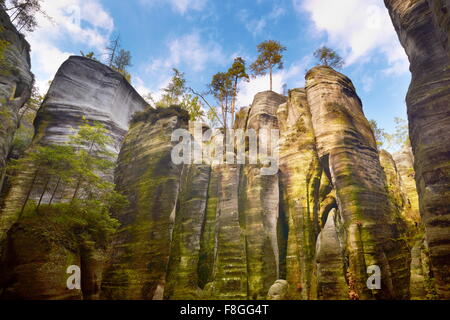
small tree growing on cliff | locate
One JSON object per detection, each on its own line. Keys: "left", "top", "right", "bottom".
{"left": 1, "top": 0, "right": 50, "bottom": 33}
{"left": 250, "top": 40, "right": 286, "bottom": 91}
{"left": 156, "top": 69, "right": 204, "bottom": 120}
{"left": 392, "top": 117, "right": 410, "bottom": 148}
{"left": 227, "top": 57, "right": 249, "bottom": 128}
{"left": 8, "top": 144, "right": 76, "bottom": 215}
{"left": 209, "top": 71, "right": 234, "bottom": 130}
{"left": 80, "top": 51, "right": 99, "bottom": 61}
{"left": 69, "top": 120, "right": 115, "bottom": 202}
{"left": 157, "top": 68, "right": 186, "bottom": 107}
{"left": 314, "top": 46, "right": 345, "bottom": 69}
{"left": 106, "top": 35, "right": 121, "bottom": 67}
{"left": 369, "top": 119, "right": 391, "bottom": 149}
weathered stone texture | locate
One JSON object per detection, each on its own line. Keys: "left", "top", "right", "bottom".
{"left": 0, "top": 8, "right": 33, "bottom": 195}
{"left": 306, "top": 66, "right": 411, "bottom": 299}
{"left": 385, "top": 0, "right": 450, "bottom": 298}
{"left": 101, "top": 107, "right": 188, "bottom": 299}
{"left": 0, "top": 56, "right": 147, "bottom": 244}
{"left": 315, "top": 209, "right": 348, "bottom": 300}
{"left": 277, "top": 89, "right": 321, "bottom": 299}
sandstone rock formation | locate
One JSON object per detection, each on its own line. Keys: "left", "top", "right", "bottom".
{"left": 239, "top": 91, "right": 286, "bottom": 299}
{"left": 392, "top": 147, "right": 421, "bottom": 226}
{"left": 101, "top": 107, "right": 189, "bottom": 299}
{"left": 277, "top": 88, "right": 321, "bottom": 299}
{"left": 0, "top": 9, "right": 33, "bottom": 195}
{"left": 0, "top": 216, "right": 82, "bottom": 299}
{"left": 385, "top": 0, "right": 450, "bottom": 298}
{"left": 0, "top": 56, "right": 147, "bottom": 300}
{"left": 0, "top": 56, "right": 147, "bottom": 244}
{"left": 315, "top": 209, "right": 347, "bottom": 300}
{"left": 305, "top": 66, "right": 411, "bottom": 299}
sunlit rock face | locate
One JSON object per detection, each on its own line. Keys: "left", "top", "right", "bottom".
{"left": 0, "top": 56, "right": 148, "bottom": 245}
{"left": 392, "top": 147, "right": 421, "bottom": 227}
{"left": 277, "top": 89, "right": 322, "bottom": 299}
{"left": 101, "top": 107, "right": 189, "bottom": 300}
{"left": 0, "top": 9, "right": 34, "bottom": 195}
{"left": 305, "top": 66, "right": 411, "bottom": 300}
{"left": 385, "top": 0, "right": 450, "bottom": 298}
{"left": 34, "top": 56, "right": 147, "bottom": 153}
{"left": 239, "top": 91, "right": 286, "bottom": 299}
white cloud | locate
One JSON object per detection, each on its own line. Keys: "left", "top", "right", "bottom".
{"left": 139, "top": 0, "right": 207, "bottom": 15}
{"left": 133, "top": 75, "right": 170, "bottom": 103}
{"left": 236, "top": 58, "right": 310, "bottom": 107}
{"left": 361, "top": 76, "right": 374, "bottom": 93}
{"left": 22, "top": 0, "right": 114, "bottom": 93}
{"left": 296, "top": 0, "right": 409, "bottom": 75}
{"left": 147, "top": 32, "right": 224, "bottom": 73}
{"left": 238, "top": 5, "right": 286, "bottom": 37}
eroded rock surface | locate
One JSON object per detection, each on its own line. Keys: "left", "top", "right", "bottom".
{"left": 277, "top": 89, "right": 321, "bottom": 299}
{"left": 0, "top": 56, "right": 147, "bottom": 244}
{"left": 101, "top": 107, "right": 188, "bottom": 299}
{"left": 305, "top": 66, "right": 411, "bottom": 299}
{"left": 385, "top": 0, "right": 450, "bottom": 298}
{"left": 0, "top": 9, "right": 33, "bottom": 194}
{"left": 239, "top": 91, "right": 286, "bottom": 299}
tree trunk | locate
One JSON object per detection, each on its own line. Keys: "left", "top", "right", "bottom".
{"left": 19, "top": 169, "right": 39, "bottom": 216}
{"left": 231, "top": 77, "right": 238, "bottom": 128}
{"left": 71, "top": 178, "right": 82, "bottom": 202}
{"left": 49, "top": 177, "right": 61, "bottom": 205}
{"left": 270, "top": 67, "right": 273, "bottom": 91}
{"left": 37, "top": 176, "right": 51, "bottom": 210}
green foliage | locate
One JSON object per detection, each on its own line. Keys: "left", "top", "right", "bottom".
{"left": 250, "top": 40, "right": 286, "bottom": 90}
{"left": 0, "top": 33, "right": 11, "bottom": 75}
{"left": 228, "top": 57, "right": 249, "bottom": 85}
{"left": 80, "top": 51, "right": 99, "bottom": 61}
{"left": 104, "top": 35, "right": 132, "bottom": 82}
{"left": 369, "top": 119, "right": 391, "bottom": 149}
{"left": 209, "top": 71, "right": 233, "bottom": 129}
{"left": 113, "top": 49, "right": 132, "bottom": 71}
{"left": 11, "top": 111, "right": 34, "bottom": 154}
{"left": 69, "top": 120, "right": 116, "bottom": 200}
{"left": 157, "top": 68, "right": 186, "bottom": 108}
{"left": 209, "top": 72, "right": 233, "bottom": 104}
{"left": 12, "top": 85, "right": 44, "bottom": 157}
{"left": 392, "top": 117, "right": 410, "bottom": 148}
{"left": 20, "top": 200, "right": 121, "bottom": 248}
{"left": 227, "top": 57, "right": 249, "bottom": 127}
{"left": 314, "top": 46, "right": 345, "bottom": 69}
{"left": 143, "top": 92, "right": 155, "bottom": 107}
{"left": 206, "top": 107, "right": 220, "bottom": 128}
{"left": 180, "top": 94, "right": 204, "bottom": 121}
{"left": 130, "top": 105, "right": 190, "bottom": 125}
{"left": 3, "top": 0, "right": 49, "bottom": 33}
{"left": 9, "top": 120, "right": 127, "bottom": 247}
{"left": 156, "top": 68, "right": 204, "bottom": 120}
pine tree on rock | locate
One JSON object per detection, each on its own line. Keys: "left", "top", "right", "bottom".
{"left": 250, "top": 40, "right": 286, "bottom": 91}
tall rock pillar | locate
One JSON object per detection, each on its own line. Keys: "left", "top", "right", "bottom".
{"left": 305, "top": 66, "right": 411, "bottom": 299}
{"left": 384, "top": 0, "right": 450, "bottom": 298}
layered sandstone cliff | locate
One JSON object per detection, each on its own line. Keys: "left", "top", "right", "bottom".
{"left": 0, "top": 56, "right": 147, "bottom": 244}
{"left": 0, "top": 9, "right": 34, "bottom": 195}
{"left": 305, "top": 66, "right": 411, "bottom": 299}
{"left": 385, "top": 0, "right": 450, "bottom": 298}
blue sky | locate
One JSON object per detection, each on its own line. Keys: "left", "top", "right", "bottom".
{"left": 25, "top": 0, "right": 411, "bottom": 151}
